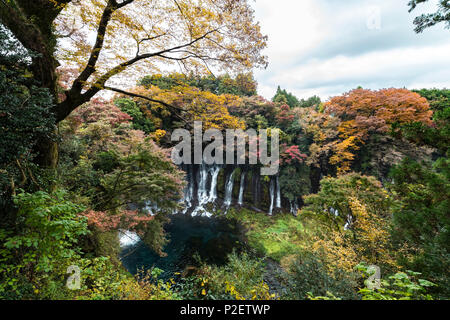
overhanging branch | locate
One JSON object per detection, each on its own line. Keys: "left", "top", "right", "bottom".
{"left": 104, "top": 86, "right": 191, "bottom": 127}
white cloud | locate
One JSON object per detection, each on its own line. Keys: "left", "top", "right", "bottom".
{"left": 252, "top": 0, "right": 450, "bottom": 101}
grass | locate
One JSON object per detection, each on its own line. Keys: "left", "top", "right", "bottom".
{"left": 227, "top": 208, "right": 312, "bottom": 265}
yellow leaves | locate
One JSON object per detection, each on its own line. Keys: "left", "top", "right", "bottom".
{"left": 131, "top": 84, "right": 245, "bottom": 131}
{"left": 330, "top": 136, "right": 361, "bottom": 174}
{"left": 55, "top": 0, "right": 267, "bottom": 93}
{"left": 311, "top": 194, "right": 394, "bottom": 273}
{"left": 312, "top": 233, "right": 358, "bottom": 272}
{"left": 151, "top": 129, "right": 166, "bottom": 143}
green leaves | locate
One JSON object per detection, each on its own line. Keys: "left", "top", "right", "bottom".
{"left": 408, "top": 0, "right": 450, "bottom": 33}
{"left": 356, "top": 263, "right": 436, "bottom": 300}
{"left": 0, "top": 190, "right": 88, "bottom": 298}
{"left": 389, "top": 157, "right": 450, "bottom": 298}
{"left": 0, "top": 26, "right": 56, "bottom": 167}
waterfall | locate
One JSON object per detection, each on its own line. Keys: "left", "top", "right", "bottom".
{"left": 223, "top": 169, "right": 236, "bottom": 207}
{"left": 179, "top": 163, "right": 287, "bottom": 216}
{"left": 197, "top": 163, "right": 209, "bottom": 206}
{"left": 237, "top": 171, "right": 245, "bottom": 206}
{"left": 290, "top": 200, "right": 299, "bottom": 215}
{"left": 190, "top": 163, "right": 221, "bottom": 217}
{"left": 252, "top": 172, "right": 260, "bottom": 206}
{"left": 344, "top": 214, "right": 353, "bottom": 230}
{"left": 119, "top": 230, "right": 140, "bottom": 248}
{"left": 275, "top": 176, "right": 281, "bottom": 208}
{"left": 330, "top": 207, "right": 339, "bottom": 217}
{"left": 191, "top": 163, "right": 211, "bottom": 217}
{"left": 182, "top": 165, "right": 194, "bottom": 214}
{"left": 144, "top": 201, "right": 159, "bottom": 216}
{"left": 268, "top": 178, "right": 275, "bottom": 215}
{"left": 208, "top": 165, "right": 221, "bottom": 203}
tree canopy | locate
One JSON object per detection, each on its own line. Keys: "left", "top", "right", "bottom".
{"left": 0, "top": 0, "right": 268, "bottom": 124}
{"left": 408, "top": 0, "right": 450, "bottom": 33}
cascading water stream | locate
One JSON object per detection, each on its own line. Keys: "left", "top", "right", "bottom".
{"left": 180, "top": 164, "right": 288, "bottom": 216}
{"left": 275, "top": 175, "right": 281, "bottom": 209}
{"left": 237, "top": 171, "right": 245, "bottom": 206}
{"left": 223, "top": 169, "right": 236, "bottom": 208}
{"left": 290, "top": 200, "right": 299, "bottom": 215}
{"left": 191, "top": 163, "right": 211, "bottom": 217}
{"left": 208, "top": 165, "right": 221, "bottom": 203}
{"left": 119, "top": 230, "right": 140, "bottom": 248}
{"left": 268, "top": 178, "right": 275, "bottom": 215}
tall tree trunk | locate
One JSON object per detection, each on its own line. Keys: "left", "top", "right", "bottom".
{"left": 1, "top": 1, "right": 72, "bottom": 168}
{"left": 34, "top": 135, "right": 59, "bottom": 169}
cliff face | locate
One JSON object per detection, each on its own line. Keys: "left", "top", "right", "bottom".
{"left": 180, "top": 164, "right": 291, "bottom": 216}
{"left": 178, "top": 135, "right": 435, "bottom": 217}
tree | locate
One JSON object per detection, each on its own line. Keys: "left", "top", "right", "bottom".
{"left": 141, "top": 72, "right": 258, "bottom": 97}
{"left": 389, "top": 158, "right": 450, "bottom": 298}
{"left": 0, "top": 0, "right": 268, "bottom": 166}
{"left": 0, "top": 191, "right": 88, "bottom": 298}
{"left": 58, "top": 97, "right": 185, "bottom": 254}
{"left": 114, "top": 98, "right": 155, "bottom": 134}
{"left": 228, "top": 95, "right": 278, "bottom": 129}
{"left": 302, "top": 173, "right": 395, "bottom": 272}
{"left": 323, "top": 88, "right": 433, "bottom": 174}
{"left": 0, "top": 25, "right": 56, "bottom": 212}
{"left": 408, "top": 0, "right": 450, "bottom": 33}
{"left": 401, "top": 89, "right": 450, "bottom": 154}
{"left": 296, "top": 105, "right": 340, "bottom": 169}
{"left": 272, "top": 86, "right": 300, "bottom": 108}
{"left": 118, "top": 84, "right": 246, "bottom": 131}
{"left": 299, "top": 95, "right": 321, "bottom": 109}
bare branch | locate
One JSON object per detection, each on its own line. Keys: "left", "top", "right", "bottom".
{"left": 71, "top": 0, "right": 135, "bottom": 92}
{"left": 82, "top": 28, "right": 219, "bottom": 98}
{"left": 103, "top": 86, "right": 191, "bottom": 127}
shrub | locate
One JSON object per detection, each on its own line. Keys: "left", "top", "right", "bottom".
{"left": 282, "top": 253, "right": 359, "bottom": 300}
{"left": 177, "top": 251, "right": 276, "bottom": 300}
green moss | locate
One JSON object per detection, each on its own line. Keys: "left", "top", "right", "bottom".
{"left": 227, "top": 208, "right": 309, "bottom": 262}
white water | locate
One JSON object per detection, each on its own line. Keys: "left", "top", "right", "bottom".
{"left": 223, "top": 169, "right": 236, "bottom": 208}
{"left": 208, "top": 166, "right": 221, "bottom": 203}
{"left": 237, "top": 171, "right": 245, "bottom": 205}
{"left": 190, "top": 164, "right": 222, "bottom": 217}
{"left": 144, "top": 201, "right": 159, "bottom": 216}
{"left": 290, "top": 200, "right": 299, "bottom": 215}
{"left": 330, "top": 207, "right": 339, "bottom": 217}
{"left": 181, "top": 164, "right": 286, "bottom": 216}
{"left": 268, "top": 178, "right": 275, "bottom": 215}
{"left": 119, "top": 230, "right": 140, "bottom": 248}
{"left": 191, "top": 163, "right": 211, "bottom": 217}
{"left": 275, "top": 176, "right": 281, "bottom": 208}
{"left": 344, "top": 214, "right": 353, "bottom": 230}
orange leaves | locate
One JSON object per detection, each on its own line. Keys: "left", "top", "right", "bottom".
{"left": 329, "top": 136, "right": 360, "bottom": 175}
{"left": 82, "top": 209, "right": 153, "bottom": 233}
{"left": 323, "top": 88, "right": 433, "bottom": 174}
{"left": 325, "top": 88, "right": 433, "bottom": 133}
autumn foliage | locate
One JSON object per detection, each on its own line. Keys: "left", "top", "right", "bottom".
{"left": 323, "top": 88, "right": 433, "bottom": 173}
{"left": 280, "top": 144, "right": 307, "bottom": 165}
{"left": 82, "top": 209, "right": 153, "bottom": 235}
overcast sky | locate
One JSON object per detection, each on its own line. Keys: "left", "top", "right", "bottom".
{"left": 251, "top": 0, "right": 450, "bottom": 101}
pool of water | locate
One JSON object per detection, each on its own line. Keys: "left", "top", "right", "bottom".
{"left": 120, "top": 214, "right": 246, "bottom": 279}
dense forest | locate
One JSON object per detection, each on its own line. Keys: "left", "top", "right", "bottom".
{"left": 0, "top": 0, "right": 449, "bottom": 301}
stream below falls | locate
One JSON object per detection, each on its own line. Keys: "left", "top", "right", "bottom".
{"left": 119, "top": 214, "right": 247, "bottom": 280}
